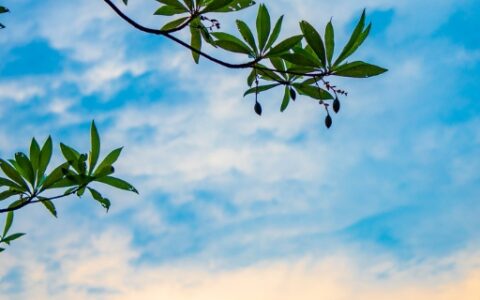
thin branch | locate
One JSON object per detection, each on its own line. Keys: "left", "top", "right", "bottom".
{"left": 0, "top": 185, "right": 85, "bottom": 213}
{"left": 102, "top": 0, "right": 332, "bottom": 78}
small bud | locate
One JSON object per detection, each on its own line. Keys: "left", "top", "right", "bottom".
{"left": 325, "top": 115, "right": 332, "bottom": 129}
{"left": 333, "top": 98, "right": 341, "bottom": 113}
{"left": 289, "top": 88, "right": 296, "bottom": 101}
{"left": 254, "top": 101, "right": 262, "bottom": 116}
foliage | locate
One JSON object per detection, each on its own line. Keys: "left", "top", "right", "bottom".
{"left": 0, "top": 0, "right": 388, "bottom": 252}
{"left": 0, "top": 121, "right": 138, "bottom": 252}
{"left": 107, "top": 0, "right": 387, "bottom": 127}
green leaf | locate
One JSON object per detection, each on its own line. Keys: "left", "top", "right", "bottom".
{"left": 325, "top": 20, "right": 335, "bottom": 66}
{"left": 212, "top": 32, "right": 253, "bottom": 55}
{"left": 41, "top": 162, "right": 70, "bottom": 191}
{"left": 280, "top": 86, "right": 291, "bottom": 112}
{"left": 267, "top": 35, "right": 303, "bottom": 57}
{"left": 89, "top": 121, "right": 101, "bottom": 175}
{"left": 214, "top": 40, "right": 252, "bottom": 55}
{"left": 236, "top": 20, "right": 258, "bottom": 55}
{"left": 281, "top": 53, "right": 318, "bottom": 68}
{"left": 40, "top": 199, "right": 57, "bottom": 218}
{"left": 243, "top": 83, "right": 280, "bottom": 97}
{"left": 94, "top": 148, "right": 123, "bottom": 176}
{"left": 154, "top": 5, "right": 187, "bottom": 16}
{"left": 2, "top": 233, "right": 25, "bottom": 245}
{"left": 15, "top": 152, "right": 35, "bottom": 186}
{"left": 161, "top": 16, "right": 189, "bottom": 31}
{"left": 0, "top": 248, "right": 4, "bottom": 252}
{"left": 202, "top": 0, "right": 256, "bottom": 13}
{"left": 265, "top": 16, "right": 284, "bottom": 50}
{"left": 60, "top": 143, "right": 79, "bottom": 163}
{"left": 0, "top": 190, "right": 21, "bottom": 202}
{"left": 333, "top": 61, "right": 387, "bottom": 78}
{"left": 203, "top": 0, "right": 235, "bottom": 13}
{"left": 333, "top": 9, "right": 367, "bottom": 66}
{"left": 38, "top": 136, "right": 53, "bottom": 185}
{"left": 29, "top": 138, "right": 41, "bottom": 173}
{"left": 256, "top": 4, "right": 271, "bottom": 52}
{"left": 157, "top": 0, "right": 189, "bottom": 10}
{"left": 183, "top": 0, "right": 194, "bottom": 10}
{"left": 122, "top": 0, "right": 128, "bottom": 5}
{"left": 300, "top": 21, "right": 326, "bottom": 68}
{"left": 96, "top": 176, "right": 138, "bottom": 194}
{"left": 3, "top": 211, "right": 13, "bottom": 237}
{"left": 94, "top": 165, "right": 115, "bottom": 179}
{"left": 0, "top": 6, "right": 9, "bottom": 14}
{"left": 293, "top": 83, "right": 334, "bottom": 100}
{"left": 247, "top": 69, "right": 256, "bottom": 87}
{"left": 0, "top": 159, "right": 28, "bottom": 191}
{"left": 190, "top": 20, "right": 202, "bottom": 63}
{"left": 88, "top": 187, "right": 111, "bottom": 212}
{"left": 0, "top": 177, "right": 23, "bottom": 190}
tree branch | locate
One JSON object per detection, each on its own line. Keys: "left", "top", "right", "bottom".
{"left": 102, "top": 0, "right": 331, "bottom": 78}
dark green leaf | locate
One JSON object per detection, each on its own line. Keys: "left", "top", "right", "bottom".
{"left": 203, "top": 0, "right": 235, "bottom": 13}
{"left": 256, "top": 4, "right": 271, "bottom": 51}
{"left": 267, "top": 35, "right": 303, "bottom": 57}
{"left": 15, "top": 152, "right": 35, "bottom": 186}
{"left": 0, "top": 6, "right": 9, "bottom": 14}
{"left": 157, "top": 0, "right": 188, "bottom": 10}
{"left": 325, "top": 20, "right": 335, "bottom": 66}
{"left": 94, "top": 148, "right": 122, "bottom": 176}
{"left": 60, "top": 143, "right": 79, "bottom": 163}
{"left": 236, "top": 20, "right": 257, "bottom": 55}
{"left": 89, "top": 121, "right": 101, "bottom": 175}
{"left": 161, "top": 16, "right": 189, "bottom": 31}
{"left": 243, "top": 83, "right": 280, "bottom": 96}
{"left": 38, "top": 136, "right": 52, "bottom": 185}
{"left": 333, "top": 61, "right": 387, "bottom": 78}
{"left": 29, "top": 138, "right": 41, "bottom": 173}
{"left": 190, "top": 21, "right": 202, "bottom": 63}
{"left": 88, "top": 187, "right": 111, "bottom": 212}
{"left": 154, "top": 5, "right": 186, "bottom": 16}
{"left": 265, "top": 16, "right": 284, "bottom": 50}
{"left": 3, "top": 211, "right": 13, "bottom": 237}
{"left": 40, "top": 199, "right": 57, "bottom": 218}
{"left": 0, "top": 190, "right": 21, "bottom": 202}
{"left": 333, "top": 10, "right": 366, "bottom": 66}
{"left": 281, "top": 53, "right": 318, "bottom": 68}
{"left": 96, "top": 176, "right": 138, "bottom": 194}
{"left": 247, "top": 68, "right": 256, "bottom": 87}
{"left": 122, "top": 0, "right": 128, "bottom": 5}
{"left": 212, "top": 32, "right": 253, "bottom": 55}
{"left": 280, "top": 86, "right": 290, "bottom": 112}
{"left": 293, "top": 83, "right": 334, "bottom": 100}
{"left": 202, "top": 0, "right": 256, "bottom": 13}
{"left": 215, "top": 40, "right": 252, "bottom": 54}
{"left": 0, "top": 177, "right": 22, "bottom": 190}
{"left": 2, "top": 233, "right": 25, "bottom": 244}
{"left": 300, "top": 21, "right": 326, "bottom": 68}
{"left": 41, "top": 162, "right": 70, "bottom": 190}
{"left": 0, "top": 159, "right": 28, "bottom": 191}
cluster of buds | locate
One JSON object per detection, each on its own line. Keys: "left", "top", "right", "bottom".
{"left": 200, "top": 15, "right": 220, "bottom": 31}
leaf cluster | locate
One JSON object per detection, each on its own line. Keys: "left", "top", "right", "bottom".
{"left": 0, "top": 121, "right": 138, "bottom": 252}
{"left": 120, "top": 0, "right": 387, "bottom": 128}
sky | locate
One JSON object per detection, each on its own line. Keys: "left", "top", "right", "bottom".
{"left": 0, "top": 0, "right": 480, "bottom": 299}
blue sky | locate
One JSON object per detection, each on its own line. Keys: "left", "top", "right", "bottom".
{"left": 1, "top": 0, "right": 480, "bottom": 299}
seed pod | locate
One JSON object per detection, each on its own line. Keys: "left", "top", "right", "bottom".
{"left": 325, "top": 115, "right": 332, "bottom": 129}
{"left": 333, "top": 98, "right": 341, "bottom": 113}
{"left": 254, "top": 101, "right": 262, "bottom": 116}
{"left": 290, "top": 88, "right": 296, "bottom": 101}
